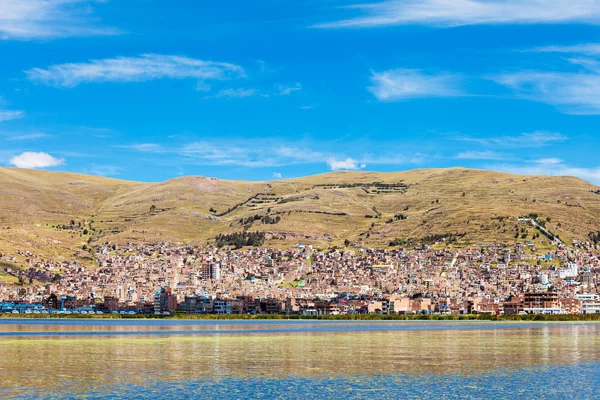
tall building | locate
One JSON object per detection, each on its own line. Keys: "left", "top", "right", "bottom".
{"left": 212, "top": 263, "right": 221, "bottom": 281}
{"left": 154, "top": 287, "right": 177, "bottom": 314}
{"left": 200, "top": 263, "right": 221, "bottom": 281}
{"left": 103, "top": 296, "right": 119, "bottom": 312}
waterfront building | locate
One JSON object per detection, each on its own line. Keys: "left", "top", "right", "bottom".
{"left": 154, "top": 287, "right": 177, "bottom": 314}
{"left": 575, "top": 294, "right": 600, "bottom": 314}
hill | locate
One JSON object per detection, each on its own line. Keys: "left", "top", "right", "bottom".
{"left": 1, "top": 167, "right": 599, "bottom": 259}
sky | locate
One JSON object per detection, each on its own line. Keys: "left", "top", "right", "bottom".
{"left": 1, "top": 0, "right": 600, "bottom": 183}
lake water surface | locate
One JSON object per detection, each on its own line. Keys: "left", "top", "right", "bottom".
{"left": 1, "top": 320, "right": 599, "bottom": 399}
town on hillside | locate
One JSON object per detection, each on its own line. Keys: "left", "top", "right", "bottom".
{"left": 1, "top": 239, "right": 600, "bottom": 316}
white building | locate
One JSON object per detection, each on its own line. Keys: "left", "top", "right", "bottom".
{"left": 558, "top": 263, "right": 578, "bottom": 279}
{"left": 575, "top": 294, "right": 600, "bottom": 314}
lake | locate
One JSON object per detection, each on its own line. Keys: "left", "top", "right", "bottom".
{"left": 1, "top": 320, "right": 599, "bottom": 399}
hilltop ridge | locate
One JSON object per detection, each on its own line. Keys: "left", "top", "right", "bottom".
{"left": 1, "top": 167, "right": 599, "bottom": 258}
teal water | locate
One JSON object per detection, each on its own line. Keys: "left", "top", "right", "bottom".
{"left": 0, "top": 320, "right": 598, "bottom": 399}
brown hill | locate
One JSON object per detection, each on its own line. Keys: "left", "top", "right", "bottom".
{"left": 1, "top": 167, "right": 599, "bottom": 258}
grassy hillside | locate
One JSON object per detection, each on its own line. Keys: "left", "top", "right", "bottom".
{"left": 1, "top": 167, "right": 599, "bottom": 259}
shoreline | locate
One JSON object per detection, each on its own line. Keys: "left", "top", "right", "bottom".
{"left": 2, "top": 313, "right": 600, "bottom": 322}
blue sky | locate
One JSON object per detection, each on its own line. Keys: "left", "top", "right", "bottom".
{"left": 1, "top": 0, "right": 600, "bottom": 183}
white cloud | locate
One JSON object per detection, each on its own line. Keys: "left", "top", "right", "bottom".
{"left": 9, "top": 152, "right": 65, "bottom": 169}
{"left": 455, "top": 151, "right": 508, "bottom": 160}
{"left": 369, "top": 69, "right": 462, "bottom": 101}
{"left": 0, "top": 0, "right": 119, "bottom": 40}
{"left": 530, "top": 157, "right": 563, "bottom": 165}
{"left": 272, "top": 172, "right": 283, "bottom": 179}
{"left": 26, "top": 54, "right": 246, "bottom": 88}
{"left": 327, "top": 157, "right": 364, "bottom": 171}
{"left": 0, "top": 110, "right": 24, "bottom": 122}
{"left": 456, "top": 131, "right": 567, "bottom": 148}
{"left": 315, "top": 0, "right": 600, "bottom": 29}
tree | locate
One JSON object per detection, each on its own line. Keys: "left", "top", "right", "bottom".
{"left": 150, "top": 204, "right": 157, "bottom": 213}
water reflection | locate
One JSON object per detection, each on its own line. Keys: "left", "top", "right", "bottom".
{"left": 0, "top": 321, "right": 599, "bottom": 399}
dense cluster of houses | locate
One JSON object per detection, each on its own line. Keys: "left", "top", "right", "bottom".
{"left": 2, "top": 240, "right": 600, "bottom": 315}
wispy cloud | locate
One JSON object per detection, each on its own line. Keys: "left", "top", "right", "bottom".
{"left": 276, "top": 83, "right": 302, "bottom": 96}
{"left": 528, "top": 43, "right": 600, "bottom": 56}
{"left": 118, "top": 139, "right": 419, "bottom": 170}
{"left": 315, "top": 0, "right": 600, "bottom": 29}
{"left": 179, "top": 142, "right": 282, "bottom": 167}
{"left": 0, "top": 110, "right": 24, "bottom": 122}
{"left": 493, "top": 71, "right": 600, "bottom": 114}
{"left": 7, "top": 133, "right": 49, "bottom": 141}
{"left": 492, "top": 54, "right": 600, "bottom": 114}
{"left": 456, "top": 131, "right": 567, "bottom": 148}
{"left": 26, "top": 54, "right": 246, "bottom": 88}
{"left": 0, "top": 96, "right": 24, "bottom": 122}
{"left": 205, "top": 88, "right": 259, "bottom": 99}
{"left": 455, "top": 151, "right": 508, "bottom": 160}
{"left": 489, "top": 161, "right": 600, "bottom": 184}
{"left": 0, "top": 0, "right": 119, "bottom": 40}
{"left": 272, "top": 172, "right": 283, "bottom": 179}
{"left": 205, "top": 84, "right": 303, "bottom": 99}
{"left": 115, "top": 143, "right": 162, "bottom": 152}
{"left": 369, "top": 69, "right": 463, "bottom": 101}
{"left": 9, "top": 151, "right": 65, "bottom": 169}
{"left": 360, "top": 153, "right": 426, "bottom": 165}
{"left": 87, "top": 164, "right": 122, "bottom": 177}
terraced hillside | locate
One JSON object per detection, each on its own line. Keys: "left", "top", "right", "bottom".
{"left": 1, "top": 167, "right": 599, "bottom": 258}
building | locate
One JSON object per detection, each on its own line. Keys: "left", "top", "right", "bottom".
{"left": 103, "top": 296, "right": 119, "bottom": 312}
{"left": 213, "top": 299, "right": 232, "bottom": 314}
{"left": 154, "top": 287, "right": 177, "bottom": 314}
{"left": 575, "top": 294, "right": 600, "bottom": 314}
{"left": 179, "top": 296, "right": 213, "bottom": 314}
{"left": 200, "top": 263, "right": 221, "bottom": 281}
{"left": 524, "top": 292, "right": 562, "bottom": 314}
{"left": 558, "top": 263, "right": 578, "bottom": 279}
